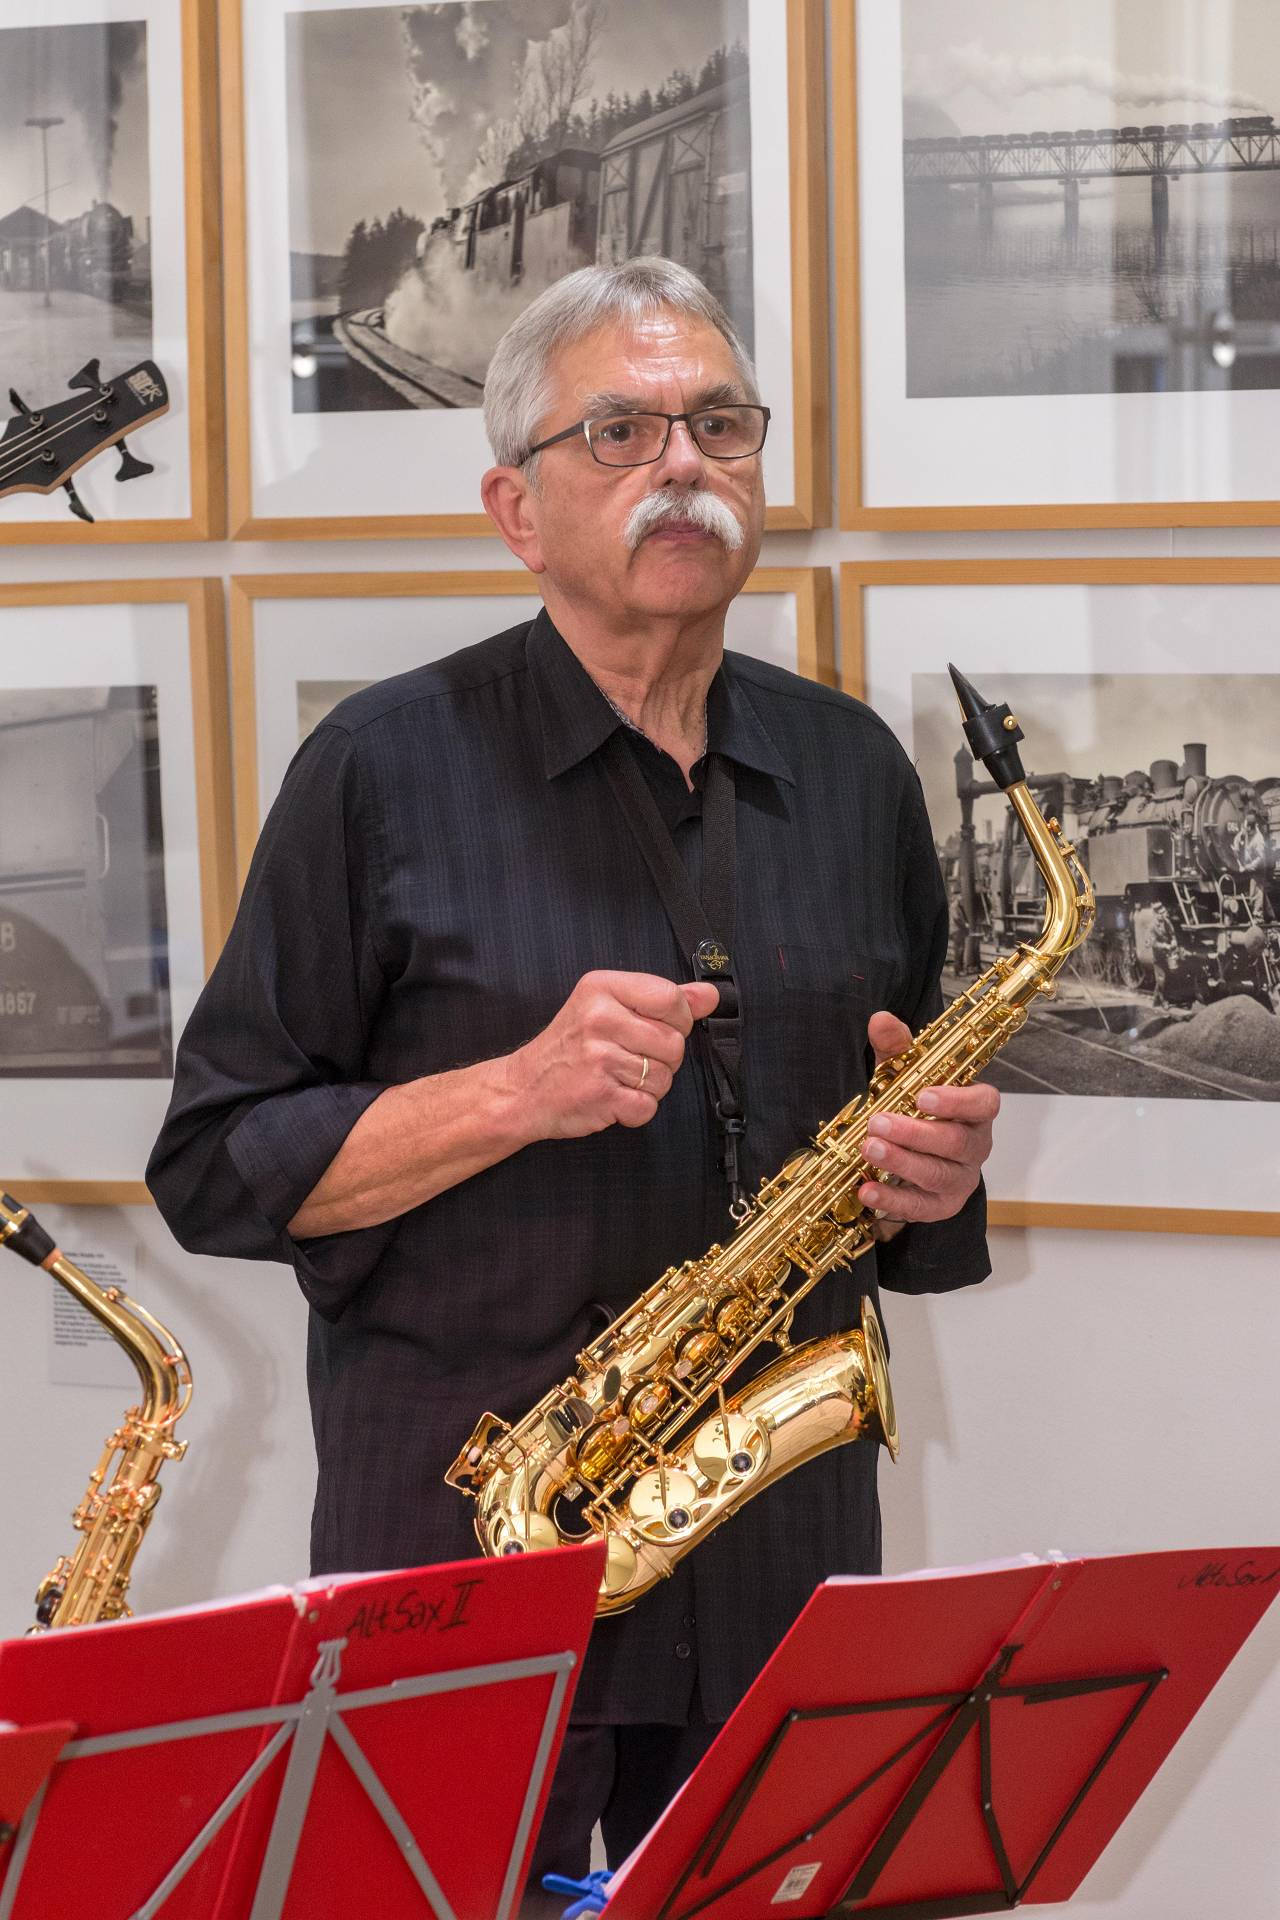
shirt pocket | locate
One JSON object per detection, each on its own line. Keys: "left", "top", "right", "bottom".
{"left": 777, "top": 943, "right": 895, "bottom": 1014}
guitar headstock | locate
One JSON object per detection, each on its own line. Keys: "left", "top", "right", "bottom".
{"left": 0, "top": 359, "right": 168, "bottom": 522}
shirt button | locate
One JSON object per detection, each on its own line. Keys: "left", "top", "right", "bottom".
{"left": 675, "top": 1641, "right": 692, "bottom": 1660}
{"left": 683, "top": 1614, "right": 696, "bottom": 1630}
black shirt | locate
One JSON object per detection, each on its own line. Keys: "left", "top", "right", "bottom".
{"left": 148, "top": 611, "right": 989, "bottom": 1723}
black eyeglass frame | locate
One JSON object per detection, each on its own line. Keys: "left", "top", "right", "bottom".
{"left": 520, "top": 404, "right": 771, "bottom": 467}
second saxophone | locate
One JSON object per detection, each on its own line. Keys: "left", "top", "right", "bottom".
{"left": 1, "top": 1193, "right": 191, "bottom": 1630}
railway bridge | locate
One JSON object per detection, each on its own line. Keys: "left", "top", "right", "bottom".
{"left": 904, "top": 118, "right": 1280, "bottom": 245}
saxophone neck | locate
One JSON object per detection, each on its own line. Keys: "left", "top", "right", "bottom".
{"left": 2, "top": 1191, "right": 190, "bottom": 1427}
{"left": 947, "top": 666, "right": 1095, "bottom": 982}
{"left": 1005, "top": 780, "right": 1094, "bottom": 973}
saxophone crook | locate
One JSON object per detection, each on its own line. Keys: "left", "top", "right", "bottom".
{"left": 1, "top": 1192, "right": 192, "bottom": 1632}
{"left": 447, "top": 674, "right": 1094, "bottom": 1615}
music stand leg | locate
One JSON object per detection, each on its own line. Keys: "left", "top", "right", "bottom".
{"left": 249, "top": 1641, "right": 346, "bottom": 1920}
{"left": 129, "top": 1725, "right": 294, "bottom": 1920}
{"left": 0, "top": 1782, "right": 46, "bottom": 1920}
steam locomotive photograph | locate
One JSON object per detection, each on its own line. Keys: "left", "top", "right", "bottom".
{"left": 0, "top": 20, "right": 152, "bottom": 417}
{"left": 0, "top": 685, "right": 173, "bottom": 1080}
{"left": 913, "top": 670, "right": 1280, "bottom": 1103}
{"left": 286, "top": 0, "right": 751, "bottom": 412}
{"left": 901, "top": 0, "right": 1280, "bottom": 398}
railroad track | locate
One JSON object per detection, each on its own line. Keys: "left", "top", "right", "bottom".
{"left": 990, "top": 1008, "right": 1259, "bottom": 1101}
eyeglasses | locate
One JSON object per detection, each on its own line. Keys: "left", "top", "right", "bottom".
{"left": 522, "top": 404, "right": 771, "bottom": 468}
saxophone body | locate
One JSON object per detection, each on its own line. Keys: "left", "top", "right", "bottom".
{"left": 1, "top": 1193, "right": 192, "bottom": 1630}
{"left": 447, "top": 669, "right": 1094, "bottom": 1615}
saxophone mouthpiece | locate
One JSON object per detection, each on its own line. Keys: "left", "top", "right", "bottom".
{"left": 0, "top": 1193, "right": 58, "bottom": 1267}
{"left": 947, "top": 663, "right": 1027, "bottom": 793}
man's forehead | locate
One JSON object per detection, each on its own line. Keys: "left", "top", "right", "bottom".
{"left": 551, "top": 314, "right": 742, "bottom": 405}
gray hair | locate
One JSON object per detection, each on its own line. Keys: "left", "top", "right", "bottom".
{"left": 482, "top": 257, "right": 760, "bottom": 477}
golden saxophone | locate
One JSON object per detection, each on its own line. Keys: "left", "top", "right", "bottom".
{"left": 447, "top": 668, "right": 1094, "bottom": 1614}
{"left": 1, "top": 1192, "right": 192, "bottom": 1630}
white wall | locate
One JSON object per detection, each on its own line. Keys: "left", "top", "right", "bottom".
{"left": 879, "top": 1232, "right": 1280, "bottom": 1918}
{"left": 1, "top": 2, "right": 1277, "bottom": 1909}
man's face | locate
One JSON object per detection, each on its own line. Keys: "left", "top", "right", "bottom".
{"left": 501, "top": 312, "right": 765, "bottom": 625}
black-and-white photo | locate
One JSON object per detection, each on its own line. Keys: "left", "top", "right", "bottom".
{"left": 297, "top": 680, "right": 370, "bottom": 740}
{"left": 913, "top": 672, "right": 1280, "bottom": 1101}
{"left": 0, "top": 21, "right": 152, "bottom": 413}
{"left": 901, "top": 0, "right": 1280, "bottom": 397}
{"left": 0, "top": 685, "right": 172, "bottom": 1078}
{"left": 286, "top": 0, "right": 751, "bottom": 412}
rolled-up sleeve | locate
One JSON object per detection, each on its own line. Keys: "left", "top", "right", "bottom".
{"left": 876, "top": 773, "right": 992, "bottom": 1296}
{"left": 147, "top": 723, "right": 396, "bottom": 1316}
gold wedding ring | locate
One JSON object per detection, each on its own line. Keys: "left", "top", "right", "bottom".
{"left": 637, "top": 1055, "right": 650, "bottom": 1091}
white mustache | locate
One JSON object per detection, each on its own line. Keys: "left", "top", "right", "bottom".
{"left": 623, "top": 489, "right": 745, "bottom": 553}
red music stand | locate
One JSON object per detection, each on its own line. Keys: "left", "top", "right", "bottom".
{"left": 0, "top": 1539, "right": 604, "bottom": 1920}
{"left": 600, "top": 1546, "right": 1280, "bottom": 1919}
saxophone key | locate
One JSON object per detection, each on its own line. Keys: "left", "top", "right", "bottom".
{"left": 628, "top": 1467, "right": 700, "bottom": 1531}
{"left": 672, "top": 1326, "right": 722, "bottom": 1381}
{"left": 494, "top": 1511, "right": 559, "bottom": 1555}
{"left": 576, "top": 1418, "right": 632, "bottom": 1482}
{"left": 691, "top": 1410, "right": 758, "bottom": 1480}
{"left": 713, "top": 1294, "right": 755, "bottom": 1346}
{"left": 626, "top": 1379, "right": 674, "bottom": 1431}
{"left": 602, "top": 1533, "right": 639, "bottom": 1595}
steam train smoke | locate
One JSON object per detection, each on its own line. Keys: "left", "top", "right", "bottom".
{"left": 0, "top": 20, "right": 145, "bottom": 204}
{"left": 907, "top": 44, "right": 1267, "bottom": 118}
{"left": 400, "top": 1, "right": 585, "bottom": 210}
{"left": 61, "top": 21, "right": 146, "bottom": 197}
{"left": 383, "top": 234, "right": 530, "bottom": 381}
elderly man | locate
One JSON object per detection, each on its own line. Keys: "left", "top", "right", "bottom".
{"left": 148, "top": 257, "right": 996, "bottom": 1903}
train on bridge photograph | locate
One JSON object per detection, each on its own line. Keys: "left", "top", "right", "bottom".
{"left": 904, "top": 115, "right": 1277, "bottom": 157}
{"left": 900, "top": 0, "right": 1280, "bottom": 401}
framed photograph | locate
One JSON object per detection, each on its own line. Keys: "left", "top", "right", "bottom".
{"left": 842, "top": 558, "right": 1280, "bottom": 1237}
{"left": 0, "top": 580, "right": 234, "bottom": 1204}
{"left": 229, "top": 565, "right": 833, "bottom": 875}
{"left": 0, "top": 0, "right": 222, "bottom": 545}
{"left": 835, "top": 0, "right": 1280, "bottom": 529}
{"left": 221, "top": 0, "right": 827, "bottom": 539}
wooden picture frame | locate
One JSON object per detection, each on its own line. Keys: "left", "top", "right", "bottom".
{"left": 220, "top": 0, "right": 828, "bottom": 539}
{"left": 842, "top": 557, "right": 1280, "bottom": 1237}
{"left": 833, "top": 0, "right": 1280, "bottom": 530}
{"left": 0, "top": 0, "right": 223, "bottom": 546}
{"left": 0, "top": 579, "right": 234, "bottom": 1206}
{"left": 229, "top": 565, "right": 834, "bottom": 879}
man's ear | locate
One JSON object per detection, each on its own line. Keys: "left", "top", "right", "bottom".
{"left": 481, "top": 466, "right": 547, "bottom": 573}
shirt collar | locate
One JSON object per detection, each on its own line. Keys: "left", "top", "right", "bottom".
{"left": 528, "top": 608, "right": 795, "bottom": 787}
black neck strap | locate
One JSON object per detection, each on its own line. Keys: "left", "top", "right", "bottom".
{"left": 602, "top": 731, "right": 747, "bottom": 1217}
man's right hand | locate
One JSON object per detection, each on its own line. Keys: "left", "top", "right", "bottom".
{"left": 503, "top": 970, "right": 721, "bottom": 1141}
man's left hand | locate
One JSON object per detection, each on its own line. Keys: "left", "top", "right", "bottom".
{"left": 858, "top": 1010, "right": 999, "bottom": 1231}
